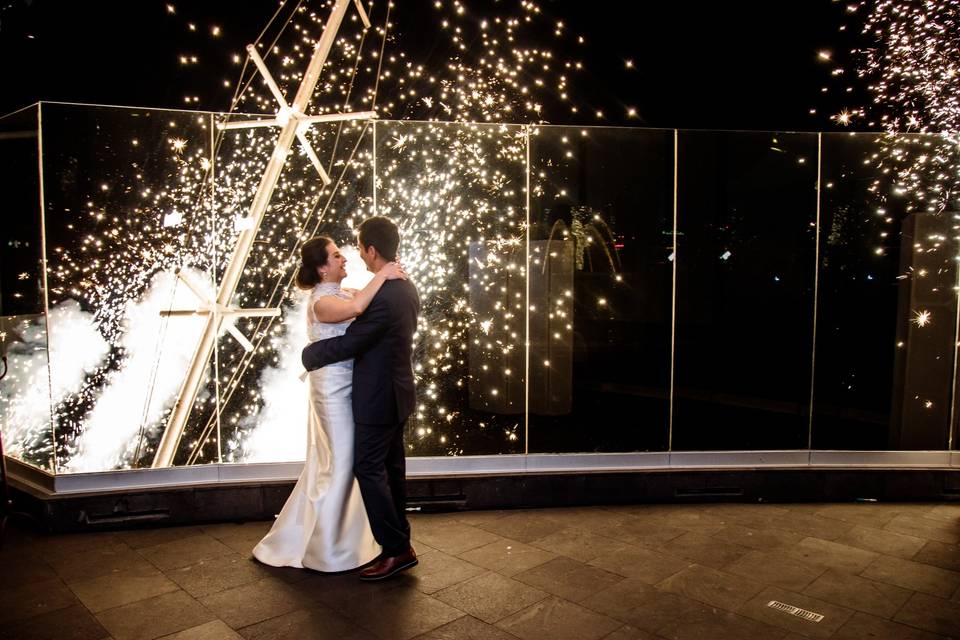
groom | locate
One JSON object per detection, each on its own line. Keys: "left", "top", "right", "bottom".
{"left": 301, "top": 216, "right": 421, "bottom": 581}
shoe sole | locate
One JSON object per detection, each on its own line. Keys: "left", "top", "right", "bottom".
{"left": 359, "top": 558, "right": 419, "bottom": 581}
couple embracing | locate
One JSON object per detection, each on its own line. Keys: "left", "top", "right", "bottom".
{"left": 253, "top": 216, "right": 420, "bottom": 581}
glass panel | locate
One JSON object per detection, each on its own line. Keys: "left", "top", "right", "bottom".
{"left": 39, "top": 103, "right": 217, "bottom": 471}
{"left": 216, "top": 119, "right": 375, "bottom": 463}
{"left": 672, "top": 130, "right": 819, "bottom": 450}
{"left": 527, "top": 126, "right": 674, "bottom": 452}
{"left": 0, "top": 105, "right": 54, "bottom": 472}
{"left": 375, "top": 120, "right": 528, "bottom": 455}
{"left": 813, "top": 133, "right": 956, "bottom": 450}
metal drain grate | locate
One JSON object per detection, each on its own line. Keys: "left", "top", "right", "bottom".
{"left": 767, "top": 600, "right": 825, "bottom": 623}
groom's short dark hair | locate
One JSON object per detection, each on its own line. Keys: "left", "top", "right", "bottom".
{"left": 358, "top": 216, "right": 400, "bottom": 261}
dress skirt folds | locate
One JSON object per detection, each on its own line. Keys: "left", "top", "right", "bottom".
{"left": 253, "top": 283, "right": 380, "bottom": 572}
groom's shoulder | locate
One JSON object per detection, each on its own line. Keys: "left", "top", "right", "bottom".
{"left": 381, "top": 279, "right": 420, "bottom": 304}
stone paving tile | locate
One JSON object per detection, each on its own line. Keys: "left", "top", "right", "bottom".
{"left": 458, "top": 539, "right": 555, "bottom": 577}
{"left": 786, "top": 537, "right": 879, "bottom": 574}
{"left": 893, "top": 592, "right": 960, "bottom": 638}
{"left": 167, "top": 554, "right": 271, "bottom": 599}
{"left": 654, "top": 602, "right": 790, "bottom": 640}
{"left": 117, "top": 526, "right": 206, "bottom": 550}
{"left": 802, "top": 568, "right": 912, "bottom": 618}
{"left": 0, "top": 552, "right": 57, "bottom": 589}
{"left": 656, "top": 531, "right": 751, "bottom": 570}
{"left": 834, "top": 524, "right": 927, "bottom": 559}
{"left": 832, "top": 611, "right": 947, "bottom": 640}
{"left": 413, "top": 614, "right": 522, "bottom": 640}
{"left": 139, "top": 535, "right": 236, "bottom": 572}
{"left": 701, "top": 504, "right": 790, "bottom": 529}
{"left": 36, "top": 531, "right": 122, "bottom": 558}
{"left": 598, "top": 625, "right": 663, "bottom": 640}
{"left": 656, "top": 564, "right": 765, "bottom": 613}
{"left": 735, "top": 585, "right": 854, "bottom": 638}
{"left": 0, "top": 603, "right": 108, "bottom": 640}
{"left": 0, "top": 577, "right": 79, "bottom": 625}
{"left": 95, "top": 590, "right": 216, "bottom": 640}
{"left": 884, "top": 513, "right": 960, "bottom": 545}
{"left": 199, "top": 522, "right": 272, "bottom": 556}
{"left": 922, "top": 504, "right": 960, "bottom": 523}
{"left": 530, "top": 528, "right": 630, "bottom": 564}
{"left": 723, "top": 549, "right": 826, "bottom": 592}
{"left": 769, "top": 512, "right": 855, "bottom": 541}
{"left": 496, "top": 596, "right": 622, "bottom": 640}
{"left": 579, "top": 578, "right": 666, "bottom": 623}
{"left": 198, "top": 577, "right": 312, "bottom": 630}
{"left": 513, "top": 556, "right": 624, "bottom": 603}
{"left": 236, "top": 605, "right": 377, "bottom": 640}
{"left": 434, "top": 572, "right": 548, "bottom": 624}
{"left": 69, "top": 565, "right": 180, "bottom": 612}
{"left": 472, "top": 511, "right": 569, "bottom": 544}
{"left": 413, "top": 522, "right": 505, "bottom": 555}
{"left": 861, "top": 554, "right": 960, "bottom": 598}
{"left": 563, "top": 507, "right": 637, "bottom": 534}
{"left": 814, "top": 504, "right": 901, "bottom": 529}
{"left": 404, "top": 548, "right": 486, "bottom": 594}
{"left": 447, "top": 509, "right": 512, "bottom": 526}
{"left": 710, "top": 524, "right": 802, "bottom": 552}
{"left": 589, "top": 543, "right": 690, "bottom": 584}
{"left": 162, "top": 620, "right": 245, "bottom": 640}
{"left": 335, "top": 584, "right": 465, "bottom": 640}
{"left": 47, "top": 541, "right": 155, "bottom": 584}
{"left": 913, "top": 540, "right": 960, "bottom": 572}
{"left": 601, "top": 519, "right": 688, "bottom": 549}
{"left": 647, "top": 509, "right": 728, "bottom": 535}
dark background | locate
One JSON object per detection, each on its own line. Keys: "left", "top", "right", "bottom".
{"left": 0, "top": 0, "right": 855, "bottom": 131}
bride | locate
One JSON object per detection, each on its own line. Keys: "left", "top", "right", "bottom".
{"left": 253, "top": 235, "right": 405, "bottom": 571}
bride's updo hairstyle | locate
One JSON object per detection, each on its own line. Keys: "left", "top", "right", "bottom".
{"left": 295, "top": 236, "right": 334, "bottom": 290}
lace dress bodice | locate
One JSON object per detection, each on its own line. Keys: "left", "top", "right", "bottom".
{"left": 308, "top": 283, "right": 354, "bottom": 369}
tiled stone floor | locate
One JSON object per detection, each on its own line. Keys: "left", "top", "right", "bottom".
{"left": 2, "top": 502, "right": 960, "bottom": 640}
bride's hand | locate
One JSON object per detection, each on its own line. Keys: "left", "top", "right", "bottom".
{"left": 380, "top": 261, "right": 407, "bottom": 280}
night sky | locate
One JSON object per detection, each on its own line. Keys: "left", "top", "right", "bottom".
{"left": 0, "top": 0, "right": 855, "bottom": 132}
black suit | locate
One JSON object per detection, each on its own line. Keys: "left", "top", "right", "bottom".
{"left": 302, "top": 278, "right": 420, "bottom": 556}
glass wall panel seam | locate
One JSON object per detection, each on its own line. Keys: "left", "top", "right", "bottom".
{"left": 524, "top": 124, "right": 531, "bottom": 455}
{"left": 668, "top": 129, "right": 678, "bottom": 452}
{"left": 807, "top": 132, "right": 823, "bottom": 456}
{"left": 211, "top": 113, "right": 223, "bottom": 464}
{"left": 950, "top": 226, "right": 960, "bottom": 450}
{"left": 37, "top": 103, "right": 57, "bottom": 473}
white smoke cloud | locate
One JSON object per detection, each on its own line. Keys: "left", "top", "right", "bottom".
{"left": 1, "top": 300, "right": 109, "bottom": 466}
{"left": 64, "top": 269, "right": 210, "bottom": 472}
{"left": 237, "top": 293, "right": 309, "bottom": 462}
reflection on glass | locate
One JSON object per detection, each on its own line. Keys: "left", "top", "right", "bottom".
{"left": 375, "top": 120, "right": 527, "bottom": 455}
{"left": 38, "top": 104, "right": 218, "bottom": 471}
{"left": 672, "top": 131, "right": 818, "bottom": 450}
{"left": 527, "top": 126, "right": 674, "bottom": 452}
{"left": 0, "top": 105, "right": 54, "bottom": 471}
{"left": 813, "top": 133, "right": 956, "bottom": 450}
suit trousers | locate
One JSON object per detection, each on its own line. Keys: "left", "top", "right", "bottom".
{"left": 353, "top": 420, "right": 411, "bottom": 557}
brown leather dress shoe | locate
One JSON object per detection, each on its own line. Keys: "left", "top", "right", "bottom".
{"left": 359, "top": 547, "right": 418, "bottom": 581}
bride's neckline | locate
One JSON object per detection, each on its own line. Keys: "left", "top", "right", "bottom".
{"left": 315, "top": 282, "right": 341, "bottom": 292}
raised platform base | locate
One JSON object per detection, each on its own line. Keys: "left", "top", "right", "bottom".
{"left": 9, "top": 467, "right": 960, "bottom": 533}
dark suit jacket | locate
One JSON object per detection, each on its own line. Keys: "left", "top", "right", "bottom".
{"left": 301, "top": 279, "right": 420, "bottom": 425}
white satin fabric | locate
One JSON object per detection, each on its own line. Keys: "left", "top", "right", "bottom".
{"left": 252, "top": 283, "right": 381, "bottom": 572}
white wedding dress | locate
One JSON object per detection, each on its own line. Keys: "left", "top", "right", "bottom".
{"left": 252, "top": 282, "right": 381, "bottom": 571}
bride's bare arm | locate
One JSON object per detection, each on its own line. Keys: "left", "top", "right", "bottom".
{"left": 312, "top": 262, "right": 406, "bottom": 323}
